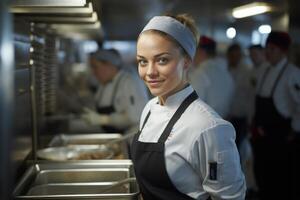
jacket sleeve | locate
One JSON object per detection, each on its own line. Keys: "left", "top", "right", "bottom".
{"left": 190, "top": 123, "right": 246, "bottom": 200}
{"left": 288, "top": 66, "right": 300, "bottom": 132}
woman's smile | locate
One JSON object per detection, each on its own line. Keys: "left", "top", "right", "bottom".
{"left": 147, "top": 79, "right": 164, "bottom": 88}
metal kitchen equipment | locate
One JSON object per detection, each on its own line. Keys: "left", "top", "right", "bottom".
{"left": 37, "top": 145, "right": 114, "bottom": 161}
{"left": 48, "top": 133, "right": 130, "bottom": 160}
{"left": 7, "top": 0, "right": 140, "bottom": 199}
{"left": 14, "top": 160, "right": 140, "bottom": 200}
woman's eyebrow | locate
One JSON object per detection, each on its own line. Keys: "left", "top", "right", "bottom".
{"left": 154, "top": 52, "right": 171, "bottom": 58}
{"left": 137, "top": 52, "right": 171, "bottom": 59}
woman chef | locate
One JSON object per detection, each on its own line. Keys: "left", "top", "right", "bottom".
{"left": 131, "top": 14, "right": 246, "bottom": 200}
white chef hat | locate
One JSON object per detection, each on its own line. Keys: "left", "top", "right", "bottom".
{"left": 90, "top": 48, "right": 122, "bottom": 68}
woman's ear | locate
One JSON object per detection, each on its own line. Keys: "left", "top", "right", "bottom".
{"left": 183, "top": 57, "right": 192, "bottom": 69}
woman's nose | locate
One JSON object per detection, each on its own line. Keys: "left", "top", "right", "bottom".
{"left": 146, "top": 62, "right": 158, "bottom": 76}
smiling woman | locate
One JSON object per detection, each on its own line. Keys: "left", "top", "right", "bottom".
{"left": 137, "top": 32, "right": 187, "bottom": 104}
{"left": 131, "top": 14, "right": 246, "bottom": 200}
{"left": 137, "top": 14, "right": 197, "bottom": 105}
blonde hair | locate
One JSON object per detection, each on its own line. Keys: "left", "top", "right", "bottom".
{"left": 166, "top": 13, "right": 199, "bottom": 44}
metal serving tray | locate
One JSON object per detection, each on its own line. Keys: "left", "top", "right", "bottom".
{"left": 13, "top": 160, "right": 140, "bottom": 200}
{"left": 48, "top": 133, "right": 129, "bottom": 159}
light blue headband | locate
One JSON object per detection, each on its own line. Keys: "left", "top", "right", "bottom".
{"left": 141, "top": 16, "right": 196, "bottom": 59}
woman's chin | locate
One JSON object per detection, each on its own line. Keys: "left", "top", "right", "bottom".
{"left": 149, "top": 87, "right": 164, "bottom": 97}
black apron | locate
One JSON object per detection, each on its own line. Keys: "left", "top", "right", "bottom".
{"left": 131, "top": 91, "right": 200, "bottom": 200}
{"left": 254, "top": 62, "right": 291, "bottom": 139}
{"left": 252, "top": 62, "right": 291, "bottom": 199}
{"left": 96, "top": 73, "right": 125, "bottom": 133}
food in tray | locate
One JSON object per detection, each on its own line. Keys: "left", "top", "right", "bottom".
{"left": 72, "top": 151, "right": 112, "bottom": 160}
{"left": 37, "top": 145, "right": 114, "bottom": 161}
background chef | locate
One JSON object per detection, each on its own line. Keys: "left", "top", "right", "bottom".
{"left": 82, "top": 48, "right": 149, "bottom": 134}
{"left": 251, "top": 31, "right": 300, "bottom": 200}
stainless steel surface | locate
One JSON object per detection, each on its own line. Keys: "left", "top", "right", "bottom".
{"left": 19, "top": 12, "right": 98, "bottom": 24}
{"left": 50, "top": 22, "right": 101, "bottom": 30}
{"left": 27, "top": 178, "right": 136, "bottom": 195}
{"left": 50, "top": 22, "right": 103, "bottom": 40}
{"left": 14, "top": 160, "right": 139, "bottom": 199}
{"left": 30, "top": 24, "right": 59, "bottom": 117}
{"left": 11, "top": 0, "right": 86, "bottom": 7}
{"left": 11, "top": 2, "right": 93, "bottom": 16}
{"left": 49, "top": 134, "right": 126, "bottom": 146}
{"left": 12, "top": 18, "right": 34, "bottom": 186}
{"left": 29, "top": 23, "right": 39, "bottom": 161}
{"left": 33, "top": 168, "right": 130, "bottom": 185}
{"left": 106, "top": 132, "right": 136, "bottom": 146}
{"left": 96, "top": 178, "right": 136, "bottom": 194}
{"left": 0, "top": 0, "right": 14, "bottom": 199}
{"left": 49, "top": 133, "right": 129, "bottom": 159}
{"left": 14, "top": 69, "right": 32, "bottom": 164}
{"left": 37, "top": 145, "right": 114, "bottom": 161}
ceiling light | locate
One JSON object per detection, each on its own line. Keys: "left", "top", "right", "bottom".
{"left": 258, "top": 24, "right": 272, "bottom": 34}
{"left": 226, "top": 27, "right": 236, "bottom": 39}
{"left": 232, "top": 2, "right": 272, "bottom": 19}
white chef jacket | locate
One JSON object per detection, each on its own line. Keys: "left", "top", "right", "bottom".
{"left": 95, "top": 69, "right": 149, "bottom": 130}
{"left": 229, "top": 61, "right": 253, "bottom": 120}
{"left": 138, "top": 85, "right": 246, "bottom": 200}
{"left": 248, "top": 62, "right": 268, "bottom": 121}
{"left": 256, "top": 57, "right": 300, "bottom": 132}
{"left": 189, "top": 58, "right": 235, "bottom": 118}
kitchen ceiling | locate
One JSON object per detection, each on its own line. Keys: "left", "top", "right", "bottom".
{"left": 91, "top": 0, "right": 289, "bottom": 41}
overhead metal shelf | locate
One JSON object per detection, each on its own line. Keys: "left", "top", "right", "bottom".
{"left": 16, "top": 12, "right": 98, "bottom": 24}
{"left": 10, "top": 0, "right": 102, "bottom": 40}
{"left": 50, "top": 21, "right": 101, "bottom": 30}
{"left": 11, "top": 0, "right": 86, "bottom": 7}
{"left": 55, "top": 31, "right": 102, "bottom": 40}
{"left": 49, "top": 22, "right": 102, "bottom": 39}
{"left": 11, "top": 2, "right": 93, "bottom": 16}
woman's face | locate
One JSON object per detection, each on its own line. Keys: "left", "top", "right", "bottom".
{"left": 137, "top": 32, "right": 189, "bottom": 100}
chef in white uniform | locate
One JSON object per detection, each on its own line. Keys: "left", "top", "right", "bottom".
{"left": 189, "top": 36, "right": 234, "bottom": 119}
{"left": 251, "top": 31, "right": 300, "bottom": 200}
{"left": 132, "top": 14, "right": 246, "bottom": 200}
{"left": 227, "top": 44, "right": 253, "bottom": 149}
{"left": 82, "top": 49, "right": 149, "bottom": 134}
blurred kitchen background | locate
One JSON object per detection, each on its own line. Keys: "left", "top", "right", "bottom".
{"left": 1, "top": 0, "right": 300, "bottom": 199}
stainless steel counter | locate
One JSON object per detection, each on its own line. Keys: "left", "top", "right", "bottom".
{"left": 14, "top": 160, "right": 140, "bottom": 199}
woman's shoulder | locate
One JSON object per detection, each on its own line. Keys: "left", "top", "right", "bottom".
{"left": 183, "top": 98, "right": 233, "bottom": 134}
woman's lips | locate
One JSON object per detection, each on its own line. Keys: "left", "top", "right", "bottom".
{"left": 147, "top": 80, "right": 164, "bottom": 88}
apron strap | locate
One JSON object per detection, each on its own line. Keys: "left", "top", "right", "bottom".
{"left": 140, "top": 111, "right": 151, "bottom": 131}
{"left": 158, "top": 91, "right": 198, "bottom": 143}
{"left": 270, "top": 62, "right": 289, "bottom": 96}
{"left": 258, "top": 61, "right": 289, "bottom": 97}
{"left": 257, "top": 66, "right": 271, "bottom": 94}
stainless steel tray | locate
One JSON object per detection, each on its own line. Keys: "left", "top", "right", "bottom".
{"left": 48, "top": 133, "right": 128, "bottom": 159}
{"left": 14, "top": 160, "right": 139, "bottom": 200}
{"left": 37, "top": 145, "right": 114, "bottom": 161}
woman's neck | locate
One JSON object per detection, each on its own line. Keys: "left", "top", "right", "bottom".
{"left": 158, "top": 81, "right": 188, "bottom": 105}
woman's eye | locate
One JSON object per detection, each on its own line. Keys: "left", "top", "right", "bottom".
{"left": 138, "top": 59, "right": 147, "bottom": 66}
{"left": 158, "top": 57, "right": 169, "bottom": 65}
